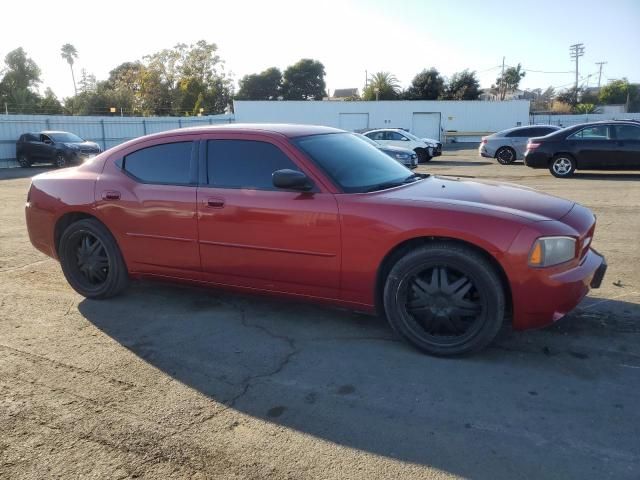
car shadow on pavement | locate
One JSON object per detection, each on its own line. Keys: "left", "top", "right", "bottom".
{"left": 0, "top": 167, "right": 52, "bottom": 181}
{"left": 78, "top": 281, "right": 640, "bottom": 479}
{"left": 431, "top": 160, "right": 493, "bottom": 167}
{"left": 571, "top": 172, "right": 640, "bottom": 181}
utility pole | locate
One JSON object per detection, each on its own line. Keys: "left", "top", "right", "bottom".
{"left": 595, "top": 61, "right": 607, "bottom": 89}
{"left": 500, "top": 56, "right": 505, "bottom": 100}
{"left": 569, "top": 43, "right": 585, "bottom": 104}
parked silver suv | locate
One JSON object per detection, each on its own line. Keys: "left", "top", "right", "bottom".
{"left": 479, "top": 125, "right": 560, "bottom": 164}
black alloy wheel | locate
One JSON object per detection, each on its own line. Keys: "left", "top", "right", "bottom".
{"left": 495, "top": 147, "right": 516, "bottom": 165}
{"left": 383, "top": 243, "right": 505, "bottom": 356}
{"left": 59, "top": 219, "right": 129, "bottom": 299}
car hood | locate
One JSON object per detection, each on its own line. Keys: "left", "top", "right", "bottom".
{"left": 379, "top": 145, "right": 415, "bottom": 154}
{"left": 376, "top": 175, "right": 574, "bottom": 222}
{"left": 420, "top": 137, "right": 440, "bottom": 144}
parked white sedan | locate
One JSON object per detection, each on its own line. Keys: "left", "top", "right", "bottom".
{"left": 364, "top": 128, "right": 442, "bottom": 162}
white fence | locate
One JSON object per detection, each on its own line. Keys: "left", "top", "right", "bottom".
{"left": 530, "top": 112, "right": 640, "bottom": 127}
{"left": 0, "top": 114, "right": 234, "bottom": 167}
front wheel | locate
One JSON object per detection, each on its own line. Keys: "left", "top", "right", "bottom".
{"left": 549, "top": 155, "right": 576, "bottom": 178}
{"left": 59, "top": 219, "right": 129, "bottom": 299}
{"left": 383, "top": 243, "right": 505, "bottom": 356}
{"left": 17, "top": 154, "right": 31, "bottom": 168}
{"left": 415, "top": 148, "right": 432, "bottom": 163}
{"left": 54, "top": 152, "right": 67, "bottom": 168}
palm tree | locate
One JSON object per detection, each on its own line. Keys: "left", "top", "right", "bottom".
{"left": 60, "top": 44, "right": 79, "bottom": 95}
{"left": 363, "top": 72, "right": 401, "bottom": 100}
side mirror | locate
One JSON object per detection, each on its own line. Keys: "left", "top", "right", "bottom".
{"left": 272, "top": 169, "right": 312, "bottom": 191}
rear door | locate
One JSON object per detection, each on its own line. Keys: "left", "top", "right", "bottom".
{"left": 95, "top": 137, "right": 201, "bottom": 273}
{"left": 567, "top": 125, "right": 617, "bottom": 168}
{"left": 612, "top": 124, "right": 640, "bottom": 168}
{"left": 505, "top": 127, "right": 535, "bottom": 158}
{"left": 196, "top": 135, "right": 341, "bottom": 299}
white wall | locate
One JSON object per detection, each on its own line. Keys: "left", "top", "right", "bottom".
{"left": 233, "top": 100, "right": 531, "bottom": 141}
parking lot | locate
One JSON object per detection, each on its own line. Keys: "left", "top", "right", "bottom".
{"left": 1, "top": 148, "right": 639, "bottom": 479}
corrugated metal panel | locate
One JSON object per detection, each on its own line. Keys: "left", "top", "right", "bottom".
{"left": 0, "top": 114, "right": 234, "bottom": 167}
{"left": 530, "top": 112, "right": 640, "bottom": 127}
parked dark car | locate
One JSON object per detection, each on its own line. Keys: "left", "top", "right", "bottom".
{"left": 524, "top": 121, "right": 640, "bottom": 177}
{"left": 355, "top": 133, "right": 418, "bottom": 168}
{"left": 16, "top": 131, "right": 101, "bottom": 168}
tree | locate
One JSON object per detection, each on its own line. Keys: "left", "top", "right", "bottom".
{"left": 39, "top": 87, "right": 63, "bottom": 114}
{"left": 574, "top": 103, "right": 597, "bottom": 114}
{"left": 530, "top": 86, "right": 555, "bottom": 112}
{"left": 494, "top": 63, "right": 525, "bottom": 100}
{"left": 0, "top": 48, "right": 42, "bottom": 113}
{"left": 60, "top": 44, "right": 79, "bottom": 95}
{"left": 78, "top": 69, "right": 97, "bottom": 93}
{"left": 443, "top": 70, "right": 480, "bottom": 100}
{"left": 362, "top": 72, "right": 401, "bottom": 100}
{"left": 237, "top": 67, "right": 282, "bottom": 100}
{"left": 404, "top": 68, "right": 444, "bottom": 100}
{"left": 556, "top": 86, "right": 583, "bottom": 107}
{"left": 599, "top": 79, "right": 640, "bottom": 111}
{"left": 280, "top": 59, "right": 326, "bottom": 100}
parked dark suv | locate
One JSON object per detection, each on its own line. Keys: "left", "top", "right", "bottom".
{"left": 524, "top": 121, "right": 640, "bottom": 178}
{"left": 16, "top": 131, "right": 101, "bottom": 168}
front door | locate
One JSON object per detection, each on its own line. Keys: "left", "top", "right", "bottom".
{"left": 196, "top": 137, "right": 341, "bottom": 299}
{"left": 613, "top": 124, "right": 640, "bottom": 168}
{"left": 569, "top": 124, "right": 618, "bottom": 169}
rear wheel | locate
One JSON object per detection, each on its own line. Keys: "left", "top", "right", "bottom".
{"left": 54, "top": 152, "right": 67, "bottom": 168}
{"left": 17, "top": 154, "right": 31, "bottom": 168}
{"left": 495, "top": 147, "right": 516, "bottom": 165}
{"left": 59, "top": 219, "right": 129, "bottom": 299}
{"left": 383, "top": 243, "right": 505, "bottom": 356}
{"left": 549, "top": 155, "right": 576, "bottom": 178}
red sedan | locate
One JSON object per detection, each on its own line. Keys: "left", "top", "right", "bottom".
{"left": 25, "top": 124, "right": 607, "bottom": 356}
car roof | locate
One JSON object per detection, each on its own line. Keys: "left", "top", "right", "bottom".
{"left": 162, "top": 123, "right": 344, "bottom": 138}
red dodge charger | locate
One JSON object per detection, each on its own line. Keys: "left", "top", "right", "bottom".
{"left": 25, "top": 124, "right": 607, "bottom": 356}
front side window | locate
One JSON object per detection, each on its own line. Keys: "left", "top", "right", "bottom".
{"left": 366, "top": 131, "right": 385, "bottom": 141}
{"left": 294, "top": 133, "right": 413, "bottom": 193}
{"left": 387, "top": 131, "right": 408, "bottom": 141}
{"left": 569, "top": 125, "right": 611, "bottom": 140}
{"left": 48, "top": 132, "right": 84, "bottom": 143}
{"left": 207, "top": 140, "right": 300, "bottom": 190}
{"left": 123, "top": 141, "right": 192, "bottom": 185}
{"left": 614, "top": 125, "right": 640, "bottom": 141}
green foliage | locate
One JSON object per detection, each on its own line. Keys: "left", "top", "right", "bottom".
{"left": 443, "top": 70, "right": 480, "bottom": 100}
{"left": 599, "top": 79, "right": 640, "bottom": 111}
{"left": 0, "top": 48, "right": 43, "bottom": 113}
{"left": 60, "top": 44, "right": 78, "bottom": 66}
{"left": 404, "top": 68, "right": 445, "bottom": 100}
{"left": 63, "top": 41, "right": 234, "bottom": 116}
{"left": 281, "top": 59, "right": 326, "bottom": 100}
{"left": 556, "top": 86, "right": 583, "bottom": 107}
{"left": 494, "top": 63, "right": 525, "bottom": 100}
{"left": 39, "top": 87, "right": 63, "bottom": 114}
{"left": 530, "top": 86, "right": 555, "bottom": 112}
{"left": 237, "top": 67, "right": 282, "bottom": 100}
{"left": 362, "top": 72, "right": 401, "bottom": 100}
{"left": 574, "top": 103, "right": 597, "bottom": 114}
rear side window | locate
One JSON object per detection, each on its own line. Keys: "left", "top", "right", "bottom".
{"left": 386, "top": 131, "right": 408, "bottom": 141}
{"left": 366, "top": 131, "right": 385, "bottom": 141}
{"left": 530, "top": 127, "right": 557, "bottom": 137}
{"left": 614, "top": 125, "right": 640, "bottom": 141}
{"left": 569, "top": 125, "right": 611, "bottom": 140}
{"left": 505, "top": 128, "right": 533, "bottom": 138}
{"left": 206, "top": 140, "right": 299, "bottom": 190}
{"left": 123, "top": 141, "right": 192, "bottom": 185}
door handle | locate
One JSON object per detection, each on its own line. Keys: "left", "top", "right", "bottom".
{"left": 102, "top": 190, "right": 121, "bottom": 200}
{"left": 206, "top": 197, "right": 225, "bottom": 208}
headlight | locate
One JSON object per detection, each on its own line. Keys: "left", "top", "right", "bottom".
{"left": 394, "top": 153, "right": 410, "bottom": 159}
{"left": 528, "top": 236, "right": 577, "bottom": 267}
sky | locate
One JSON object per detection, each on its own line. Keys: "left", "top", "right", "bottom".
{"left": 1, "top": 0, "right": 639, "bottom": 100}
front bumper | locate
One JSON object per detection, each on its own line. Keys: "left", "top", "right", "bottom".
{"left": 511, "top": 248, "right": 607, "bottom": 330}
{"left": 433, "top": 143, "right": 442, "bottom": 156}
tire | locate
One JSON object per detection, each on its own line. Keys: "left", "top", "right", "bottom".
{"left": 383, "top": 243, "right": 505, "bottom": 356}
{"left": 54, "top": 152, "right": 67, "bottom": 168}
{"left": 59, "top": 219, "right": 129, "bottom": 299}
{"left": 17, "top": 154, "right": 31, "bottom": 168}
{"left": 495, "top": 147, "right": 516, "bottom": 165}
{"left": 415, "top": 148, "right": 432, "bottom": 163}
{"left": 549, "top": 155, "right": 576, "bottom": 178}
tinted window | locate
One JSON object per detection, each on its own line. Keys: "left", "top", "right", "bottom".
{"left": 569, "top": 125, "right": 611, "bottom": 140}
{"left": 48, "top": 132, "right": 84, "bottom": 142}
{"left": 366, "top": 131, "right": 385, "bottom": 141}
{"left": 294, "top": 133, "right": 412, "bottom": 193}
{"left": 207, "top": 140, "right": 299, "bottom": 190}
{"left": 387, "top": 131, "right": 408, "bottom": 141}
{"left": 124, "top": 142, "right": 192, "bottom": 184}
{"left": 529, "top": 127, "right": 557, "bottom": 137}
{"left": 614, "top": 125, "right": 640, "bottom": 141}
{"left": 505, "top": 128, "right": 533, "bottom": 138}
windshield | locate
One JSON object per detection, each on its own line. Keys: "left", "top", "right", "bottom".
{"left": 294, "top": 133, "right": 418, "bottom": 193}
{"left": 401, "top": 130, "right": 421, "bottom": 141}
{"left": 48, "top": 132, "right": 84, "bottom": 143}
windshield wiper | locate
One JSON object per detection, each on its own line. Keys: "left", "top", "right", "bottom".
{"left": 364, "top": 173, "right": 426, "bottom": 193}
